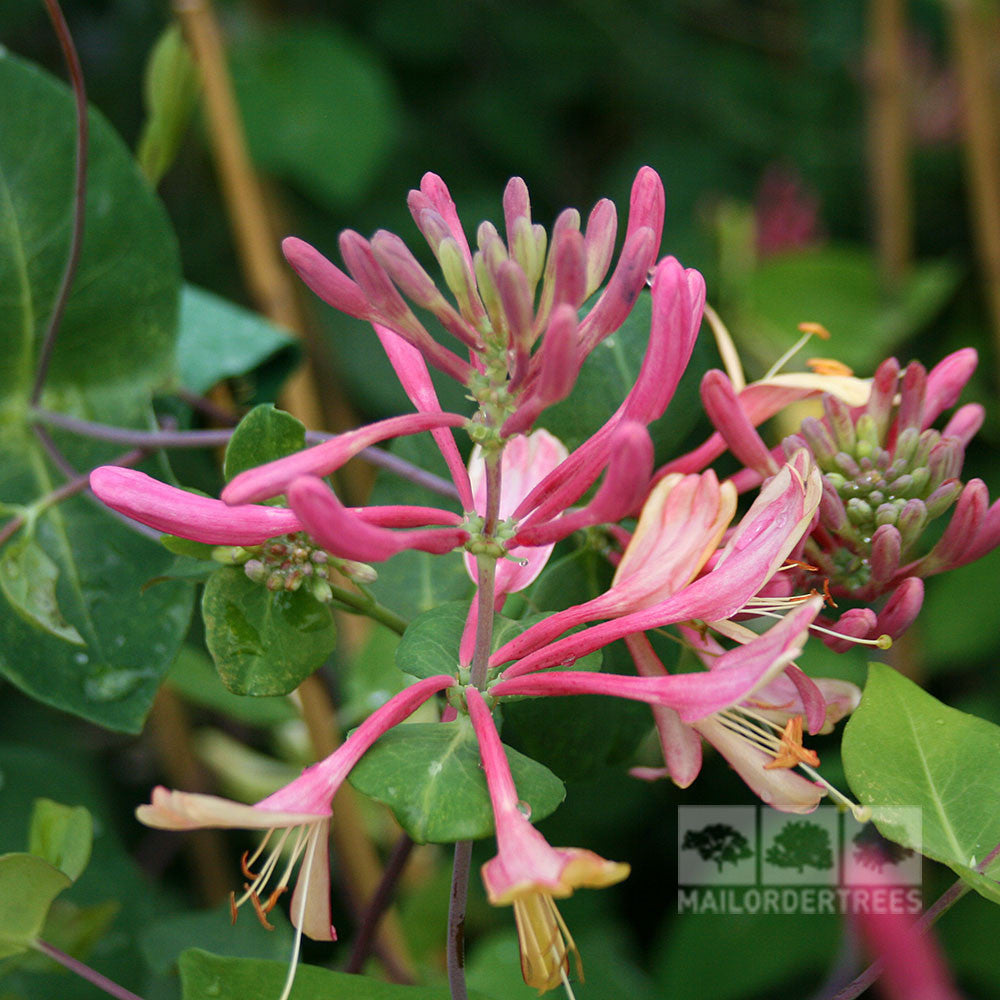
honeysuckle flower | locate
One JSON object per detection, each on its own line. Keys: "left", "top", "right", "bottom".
{"left": 626, "top": 626, "right": 861, "bottom": 813}
{"left": 754, "top": 165, "right": 824, "bottom": 258}
{"left": 465, "top": 687, "right": 629, "bottom": 994}
{"left": 489, "top": 451, "right": 821, "bottom": 678}
{"left": 91, "top": 466, "right": 304, "bottom": 545}
{"left": 138, "top": 674, "right": 455, "bottom": 1000}
{"left": 282, "top": 168, "right": 670, "bottom": 434}
{"left": 488, "top": 595, "right": 824, "bottom": 725}
{"left": 464, "top": 429, "right": 570, "bottom": 601}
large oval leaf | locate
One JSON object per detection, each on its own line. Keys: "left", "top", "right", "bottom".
{"left": 202, "top": 568, "right": 337, "bottom": 696}
{"left": 0, "top": 53, "right": 192, "bottom": 732}
{"left": 348, "top": 718, "right": 565, "bottom": 843}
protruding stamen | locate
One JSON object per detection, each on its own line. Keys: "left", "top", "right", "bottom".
{"left": 251, "top": 891, "right": 275, "bottom": 931}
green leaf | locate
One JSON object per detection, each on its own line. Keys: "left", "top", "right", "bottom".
{"left": 0, "top": 854, "right": 72, "bottom": 958}
{"left": 136, "top": 24, "right": 200, "bottom": 185}
{"left": 223, "top": 404, "right": 305, "bottom": 482}
{"left": 140, "top": 902, "right": 292, "bottom": 976}
{"left": 653, "top": 909, "right": 839, "bottom": 1000}
{"left": 347, "top": 718, "right": 565, "bottom": 843}
{"left": 27, "top": 799, "right": 92, "bottom": 882}
{"left": 180, "top": 949, "right": 497, "bottom": 999}
{"left": 741, "top": 246, "right": 960, "bottom": 373}
{"left": 176, "top": 285, "right": 298, "bottom": 396}
{"left": 0, "top": 53, "right": 192, "bottom": 732}
{"left": 0, "top": 537, "right": 83, "bottom": 645}
{"left": 843, "top": 663, "right": 1000, "bottom": 880}
{"left": 166, "top": 645, "right": 297, "bottom": 727}
{"left": 230, "top": 27, "right": 399, "bottom": 209}
{"left": 202, "top": 567, "right": 337, "bottom": 696}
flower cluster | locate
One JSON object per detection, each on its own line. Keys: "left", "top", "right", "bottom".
{"left": 89, "top": 167, "right": 995, "bottom": 997}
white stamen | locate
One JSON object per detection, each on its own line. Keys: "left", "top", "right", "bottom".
{"left": 278, "top": 825, "right": 317, "bottom": 1000}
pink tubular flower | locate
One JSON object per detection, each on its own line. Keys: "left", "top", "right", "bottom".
{"left": 490, "top": 451, "right": 822, "bottom": 678}
{"left": 464, "top": 429, "right": 570, "bottom": 599}
{"left": 138, "top": 674, "right": 454, "bottom": 1000}
{"left": 849, "top": 853, "right": 962, "bottom": 1000}
{"left": 489, "top": 596, "right": 824, "bottom": 724}
{"left": 90, "top": 467, "right": 303, "bottom": 545}
{"left": 626, "top": 628, "right": 860, "bottom": 813}
{"left": 282, "top": 168, "right": 669, "bottom": 435}
{"left": 465, "top": 687, "right": 629, "bottom": 993}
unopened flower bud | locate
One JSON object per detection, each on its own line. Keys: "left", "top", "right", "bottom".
{"left": 243, "top": 559, "right": 268, "bottom": 583}
{"left": 338, "top": 560, "right": 379, "bottom": 584}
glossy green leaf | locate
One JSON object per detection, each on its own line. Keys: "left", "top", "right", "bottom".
{"left": 0, "top": 53, "right": 193, "bottom": 732}
{"left": 843, "top": 663, "right": 1000, "bottom": 881}
{"left": 180, "top": 949, "right": 496, "bottom": 999}
{"left": 348, "top": 718, "right": 565, "bottom": 843}
{"left": 136, "top": 24, "right": 199, "bottom": 185}
{"left": 0, "top": 854, "right": 72, "bottom": 958}
{"left": 28, "top": 799, "right": 92, "bottom": 882}
{"left": 0, "top": 537, "right": 83, "bottom": 645}
{"left": 223, "top": 404, "right": 305, "bottom": 482}
{"left": 202, "top": 567, "right": 336, "bottom": 696}
{"left": 230, "top": 26, "right": 399, "bottom": 208}
{"left": 176, "top": 285, "right": 298, "bottom": 396}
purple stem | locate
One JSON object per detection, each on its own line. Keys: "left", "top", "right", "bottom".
{"left": 31, "top": 0, "right": 88, "bottom": 406}
{"left": 33, "top": 939, "right": 144, "bottom": 1000}
{"left": 446, "top": 839, "right": 472, "bottom": 1000}
{"left": 31, "top": 408, "right": 461, "bottom": 500}
{"left": 345, "top": 833, "right": 415, "bottom": 975}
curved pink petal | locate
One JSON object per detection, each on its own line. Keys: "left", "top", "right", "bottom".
{"left": 222, "top": 411, "right": 467, "bottom": 506}
{"left": 491, "top": 598, "right": 821, "bottom": 721}
{"left": 494, "top": 460, "right": 816, "bottom": 675}
{"left": 288, "top": 477, "right": 467, "bottom": 562}
{"left": 464, "top": 430, "right": 569, "bottom": 597}
{"left": 372, "top": 323, "right": 474, "bottom": 510}
{"left": 90, "top": 467, "right": 301, "bottom": 545}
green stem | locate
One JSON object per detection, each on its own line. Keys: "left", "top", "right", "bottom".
{"left": 327, "top": 583, "right": 408, "bottom": 636}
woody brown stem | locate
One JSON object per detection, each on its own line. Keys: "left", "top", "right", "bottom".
{"left": 866, "top": 0, "right": 912, "bottom": 288}
{"left": 172, "top": 0, "right": 414, "bottom": 976}
{"left": 949, "top": 0, "right": 1000, "bottom": 369}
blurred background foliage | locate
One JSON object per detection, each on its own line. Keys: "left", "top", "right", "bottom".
{"left": 2, "top": 0, "right": 1000, "bottom": 998}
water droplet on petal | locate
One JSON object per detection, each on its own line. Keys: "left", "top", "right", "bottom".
{"left": 516, "top": 800, "right": 532, "bottom": 819}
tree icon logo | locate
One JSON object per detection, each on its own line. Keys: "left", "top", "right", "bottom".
{"left": 765, "top": 820, "right": 834, "bottom": 874}
{"left": 852, "top": 823, "right": 915, "bottom": 872}
{"left": 682, "top": 822, "right": 754, "bottom": 873}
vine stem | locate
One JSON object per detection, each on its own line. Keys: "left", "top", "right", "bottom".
{"left": 30, "top": 408, "right": 461, "bottom": 500}
{"left": 345, "top": 833, "right": 416, "bottom": 974}
{"left": 0, "top": 448, "right": 146, "bottom": 550}
{"left": 33, "top": 939, "right": 144, "bottom": 1000}
{"left": 31, "top": 0, "right": 88, "bottom": 406}
{"left": 448, "top": 450, "right": 503, "bottom": 1000}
